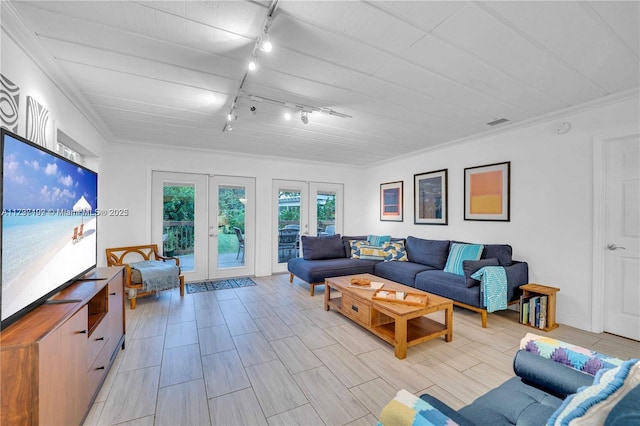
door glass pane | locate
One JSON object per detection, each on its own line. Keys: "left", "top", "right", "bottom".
{"left": 317, "top": 191, "right": 336, "bottom": 235}
{"left": 163, "top": 183, "right": 194, "bottom": 272}
{"left": 278, "top": 190, "right": 301, "bottom": 263}
{"left": 218, "top": 185, "right": 246, "bottom": 268}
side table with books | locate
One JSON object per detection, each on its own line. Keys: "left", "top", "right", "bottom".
{"left": 519, "top": 283, "right": 560, "bottom": 331}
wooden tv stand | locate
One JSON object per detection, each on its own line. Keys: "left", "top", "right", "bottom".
{"left": 0, "top": 267, "right": 125, "bottom": 426}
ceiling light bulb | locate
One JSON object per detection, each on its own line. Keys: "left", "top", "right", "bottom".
{"left": 301, "top": 111, "right": 308, "bottom": 124}
{"left": 227, "top": 112, "right": 236, "bottom": 121}
{"left": 284, "top": 112, "right": 291, "bottom": 121}
{"left": 260, "top": 39, "right": 273, "bottom": 53}
{"left": 248, "top": 58, "right": 257, "bottom": 71}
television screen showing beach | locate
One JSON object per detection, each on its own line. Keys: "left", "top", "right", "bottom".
{"left": 2, "top": 133, "right": 98, "bottom": 323}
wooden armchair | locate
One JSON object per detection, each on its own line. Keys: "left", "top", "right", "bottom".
{"left": 105, "top": 244, "right": 185, "bottom": 309}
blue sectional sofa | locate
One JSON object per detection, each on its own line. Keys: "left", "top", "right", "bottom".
{"left": 287, "top": 234, "right": 528, "bottom": 327}
{"left": 379, "top": 333, "right": 640, "bottom": 425}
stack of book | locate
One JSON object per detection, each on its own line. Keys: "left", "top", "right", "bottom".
{"left": 520, "top": 294, "right": 548, "bottom": 329}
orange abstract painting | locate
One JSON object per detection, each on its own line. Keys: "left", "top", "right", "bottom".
{"left": 469, "top": 170, "right": 503, "bottom": 214}
{"left": 464, "top": 161, "right": 510, "bottom": 221}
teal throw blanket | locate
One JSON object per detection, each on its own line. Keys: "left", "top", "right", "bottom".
{"left": 471, "top": 266, "right": 507, "bottom": 313}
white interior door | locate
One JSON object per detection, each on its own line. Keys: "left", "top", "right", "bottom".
{"left": 604, "top": 134, "right": 640, "bottom": 340}
{"left": 209, "top": 176, "right": 255, "bottom": 279}
{"left": 151, "top": 171, "right": 208, "bottom": 282}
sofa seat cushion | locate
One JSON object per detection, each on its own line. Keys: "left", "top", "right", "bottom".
{"left": 374, "top": 261, "right": 435, "bottom": 287}
{"left": 458, "top": 376, "right": 562, "bottom": 426}
{"left": 405, "top": 236, "right": 450, "bottom": 269}
{"left": 287, "top": 257, "right": 378, "bottom": 283}
{"left": 414, "top": 270, "right": 481, "bottom": 307}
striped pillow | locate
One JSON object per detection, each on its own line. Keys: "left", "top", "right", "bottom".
{"left": 443, "top": 243, "right": 484, "bottom": 276}
{"left": 368, "top": 234, "right": 391, "bottom": 246}
{"left": 547, "top": 359, "right": 640, "bottom": 426}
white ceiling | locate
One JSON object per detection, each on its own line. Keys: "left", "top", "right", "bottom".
{"left": 6, "top": 1, "right": 640, "bottom": 165}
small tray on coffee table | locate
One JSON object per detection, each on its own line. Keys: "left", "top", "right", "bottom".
{"left": 372, "top": 289, "right": 428, "bottom": 307}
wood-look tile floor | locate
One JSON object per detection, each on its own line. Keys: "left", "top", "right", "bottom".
{"left": 84, "top": 274, "right": 640, "bottom": 426}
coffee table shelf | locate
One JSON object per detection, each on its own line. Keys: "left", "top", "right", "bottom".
{"left": 325, "top": 274, "right": 453, "bottom": 359}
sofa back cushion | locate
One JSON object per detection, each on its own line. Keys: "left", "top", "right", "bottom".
{"left": 482, "top": 244, "right": 513, "bottom": 265}
{"left": 453, "top": 241, "right": 513, "bottom": 265}
{"left": 405, "top": 236, "right": 450, "bottom": 269}
{"left": 301, "top": 234, "right": 345, "bottom": 260}
{"left": 462, "top": 258, "right": 499, "bottom": 287}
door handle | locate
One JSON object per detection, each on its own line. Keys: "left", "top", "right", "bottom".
{"left": 607, "top": 244, "right": 627, "bottom": 250}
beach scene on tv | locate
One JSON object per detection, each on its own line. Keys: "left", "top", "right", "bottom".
{"left": 2, "top": 134, "right": 98, "bottom": 322}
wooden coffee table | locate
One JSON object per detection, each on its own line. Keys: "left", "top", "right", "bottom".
{"left": 324, "top": 274, "right": 453, "bottom": 359}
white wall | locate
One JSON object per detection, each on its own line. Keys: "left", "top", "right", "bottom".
{"left": 99, "top": 143, "right": 360, "bottom": 277}
{"left": 355, "top": 94, "right": 639, "bottom": 331}
{"left": 1, "top": 27, "right": 109, "bottom": 163}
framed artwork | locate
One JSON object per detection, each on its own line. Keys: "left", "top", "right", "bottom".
{"left": 414, "top": 169, "right": 448, "bottom": 225}
{"left": 464, "top": 161, "right": 510, "bottom": 221}
{"left": 380, "top": 181, "right": 403, "bottom": 221}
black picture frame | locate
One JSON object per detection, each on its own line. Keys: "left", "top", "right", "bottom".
{"left": 464, "top": 161, "right": 510, "bottom": 221}
{"left": 414, "top": 169, "right": 448, "bottom": 225}
{"left": 380, "top": 181, "right": 403, "bottom": 222}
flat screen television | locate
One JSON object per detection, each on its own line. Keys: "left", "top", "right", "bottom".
{"left": 1, "top": 128, "right": 98, "bottom": 329}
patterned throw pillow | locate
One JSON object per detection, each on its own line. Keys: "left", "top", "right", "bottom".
{"left": 382, "top": 241, "right": 408, "bottom": 262}
{"left": 520, "top": 333, "right": 624, "bottom": 375}
{"left": 358, "top": 244, "right": 388, "bottom": 261}
{"left": 368, "top": 234, "right": 391, "bottom": 246}
{"left": 443, "top": 243, "right": 484, "bottom": 276}
{"left": 547, "top": 359, "right": 640, "bottom": 425}
{"left": 350, "top": 240, "right": 370, "bottom": 259}
{"left": 379, "top": 389, "right": 455, "bottom": 426}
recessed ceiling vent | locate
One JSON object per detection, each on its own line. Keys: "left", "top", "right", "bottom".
{"left": 486, "top": 118, "right": 510, "bottom": 126}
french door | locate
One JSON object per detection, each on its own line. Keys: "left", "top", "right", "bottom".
{"left": 151, "top": 171, "right": 208, "bottom": 282}
{"left": 209, "top": 176, "right": 255, "bottom": 279}
{"left": 152, "top": 172, "right": 255, "bottom": 282}
{"left": 272, "top": 180, "right": 343, "bottom": 273}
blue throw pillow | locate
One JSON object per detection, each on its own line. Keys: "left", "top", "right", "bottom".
{"left": 368, "top": 234, "right": 391, "bottom": 246}
{"left": 443, "top": 243, "right": 484, "bottom": 276}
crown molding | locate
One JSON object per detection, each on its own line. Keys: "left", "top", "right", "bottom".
{"left": 373, "top": 87, "right": 640, "bottom": 167}
{"left": 1, "top": 2, "right": 115, "bottom": 144}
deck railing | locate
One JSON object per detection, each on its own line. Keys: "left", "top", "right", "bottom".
{"left": 163, "top": 221, "right": 194, "bottom": 255}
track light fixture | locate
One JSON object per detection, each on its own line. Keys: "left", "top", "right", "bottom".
{"left": 248, "top": 56, "right": 257, "bottom": 71}
{"left": 243, "top": 92, "right": 352, "bottom": 120}
{"left": 222, "top": 0, "right": 281, "bottom": 133}
{"left": 259, "top": 34, "right": 273, "bottom": 53}
{"left": 300, "top": 111, "right": 309, "bottom": 124}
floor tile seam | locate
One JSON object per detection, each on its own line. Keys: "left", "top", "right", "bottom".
{"left": 263, "top": 403, "right": 322, "bottom": 425}
{"left": 158, "top": 343, "right": 204, "bottom": 389}
{"left": 244, "top": 361, "right": 311, "bottom": 418}
{"left": 100, "top": 365, "right": 161, "bottom": 425}
{"left": 344, "top": 375, "right": 386, "bottom": 392}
